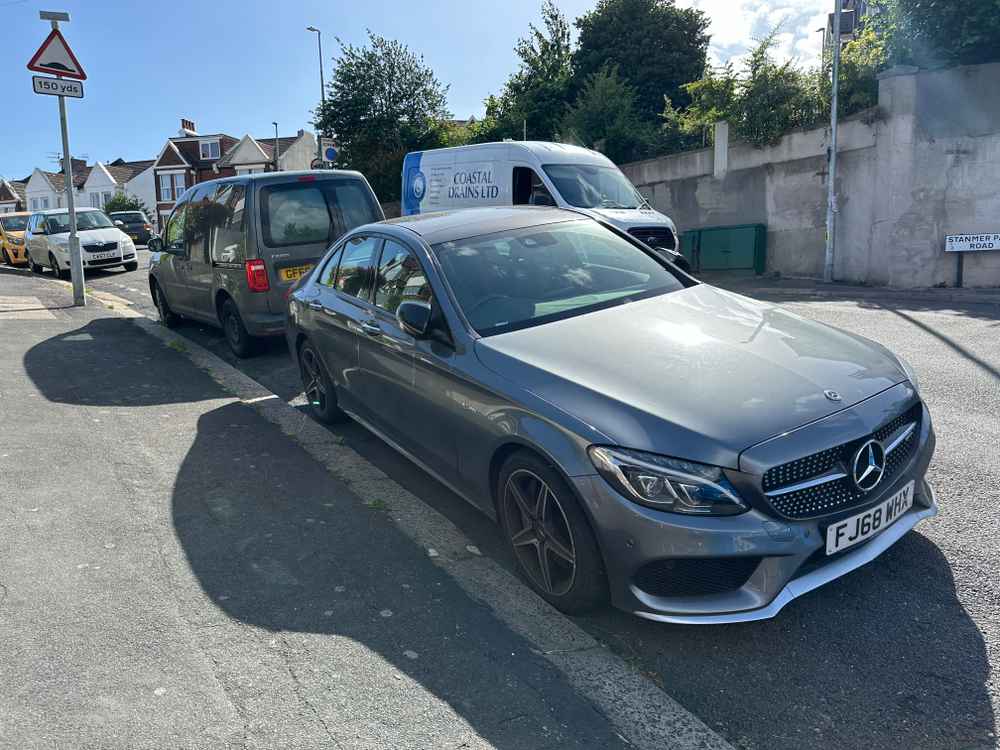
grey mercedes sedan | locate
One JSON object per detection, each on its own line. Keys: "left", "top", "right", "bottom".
{"left": 285, "top": 207, "right": 937, "bottom": 623}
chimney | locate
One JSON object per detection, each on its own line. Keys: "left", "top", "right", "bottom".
{"left": 179, "top": 118, "right": 198, "bottom": 136}
{"left": 297, "top": 129, "right": 304, "bottom": 137}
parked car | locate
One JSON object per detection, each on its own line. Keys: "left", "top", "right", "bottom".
{"left": 286, "top": 206, "right": 936, "bottom": 622}
{"left": 401, "top": 141, "right": 690, "bottom": 270}
{"left": 148, "top": 170, "right": 383, "bottom": 357}
{"left": 25, "top": 207, "right": 139, "bottom": 278}
{"left": 109, "top": 210, "right": 153, "bottom": 246}
{"left": 0, "top": 211, "right": 30, "bottom": 266}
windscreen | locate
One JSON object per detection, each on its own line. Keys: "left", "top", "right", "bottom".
{"left": 44, "top": 211, "right": 115, "bottom": 233}
{"left": 0, "top": 215, "right": 28, "bottom": 232}
{"left": 433, "top": 220, "right": 685, "bottom": 336}
{"left": 542, "top": 164, "right": 645, "bottom": 209}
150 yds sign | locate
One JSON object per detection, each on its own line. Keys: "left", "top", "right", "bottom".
{"left": 32, "top": 75, "right": 83, "bottom": 98}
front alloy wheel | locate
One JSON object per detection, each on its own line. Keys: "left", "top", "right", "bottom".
{"left": 298, "top": 340, "right": 346, "bottom": 424}
{"left": 499, "top": 453, "right": 608, "bottom": 613}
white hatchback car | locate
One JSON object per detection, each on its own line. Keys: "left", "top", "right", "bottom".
{"left": 25, "top": 207, "right": 139, "bottom": 278}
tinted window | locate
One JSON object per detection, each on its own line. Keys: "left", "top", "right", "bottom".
{"left": 0, "top": 215, "right": 28, "bottom": 232}
{"left": 260, "top": 179, "right": 381, "bottom": 248}
{"left": 209, "top": 183, "right": 247, "bottom": 263}
{"left": 184, "top": 185, "right": 216, "bottom": 263}
{"left": 374, "top": 241, "right": 432, "bottom": 314}
{"left": 433, "top": 220, "right": 685, "bottom": 335}
{"left": 335, "top": 236, "right": 380, "bottom": 300}
{"left": 111, "top": 212, "right": 146, "bottom": 223}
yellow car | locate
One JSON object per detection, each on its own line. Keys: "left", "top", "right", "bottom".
{"left": 0, "top": 211, "right": 30, "bottom": 266}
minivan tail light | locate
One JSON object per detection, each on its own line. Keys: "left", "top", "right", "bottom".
{"left": 245, "top": 259, "right": 270, "bottom": 292}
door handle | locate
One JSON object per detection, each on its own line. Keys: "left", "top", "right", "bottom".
{"left": 360, "top": 320, "right": 382, "bottom": 336}
{"left": 307, "top": 301, "right": 323, "bottom": 311}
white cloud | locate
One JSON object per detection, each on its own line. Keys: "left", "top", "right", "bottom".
{"left": 678, "top": 0, "right": 830, "bottom": 70}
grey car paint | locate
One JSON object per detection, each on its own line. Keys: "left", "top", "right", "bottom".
{"left": 287, "top": 206, "right": 937, "bottom": 622}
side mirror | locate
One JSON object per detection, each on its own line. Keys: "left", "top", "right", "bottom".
{"left": 396, "top": 300, "right": 431, "bottom": 338}
{"left": 147, "top": 236, "right": 164, "bottom": 252}
{"left": 114, "top": 220, "right": 125, "bottom": 227}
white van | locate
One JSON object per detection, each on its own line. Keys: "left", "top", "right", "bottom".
{"left": 401, "top": 141, "right": 686, "bottom": 265}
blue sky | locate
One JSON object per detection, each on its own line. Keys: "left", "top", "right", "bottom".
{"left": 2, "top": 0, "right": 827, "bottom": 181}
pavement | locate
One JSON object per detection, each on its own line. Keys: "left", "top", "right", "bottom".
{"left": 3, "top": 256, "right": 999, "bottom": 750}
{"left": 0, "top": 269, "right": 725, "bottom": 749}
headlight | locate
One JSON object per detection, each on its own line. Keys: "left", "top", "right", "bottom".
{"left": 13, "top": 237, "right": 24, "bottom": 246}
{"left": 121, "top": 237, "right": 135, "bottom": 251}
{"left": 896, "top": 354, "right": 920, "bottom": 393}
{"left": 589, "top": 446, "right": 748, "bottom": 516}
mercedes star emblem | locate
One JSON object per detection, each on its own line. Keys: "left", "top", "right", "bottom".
{"left": 852, "top": 439, "right": 886, "bottom": 492}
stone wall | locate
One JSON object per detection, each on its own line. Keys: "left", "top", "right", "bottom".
{"left": 620, "top": 62, "right": 1000, "bottom": 288}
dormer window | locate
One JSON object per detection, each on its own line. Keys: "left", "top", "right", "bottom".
{"left": 200, "top": 140, "right": 221, "bottom": 160}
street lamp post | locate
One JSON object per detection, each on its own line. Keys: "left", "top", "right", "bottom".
{"left": 823, "top": 0, "right": 843, "bottom": 283}
{"left": 307, "top": 26, "right": 325, "bottom": 166}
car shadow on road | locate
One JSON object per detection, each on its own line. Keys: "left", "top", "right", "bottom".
{"left": 22, "top": 317, "right": 628, "bottom": 748}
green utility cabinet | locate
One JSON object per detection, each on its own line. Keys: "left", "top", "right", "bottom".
{"left": 679, "top": 224, "right": 767, "bottom": 274}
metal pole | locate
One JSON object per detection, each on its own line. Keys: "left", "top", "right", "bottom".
{"left": 823, "top": 0, "right": 843, "bottom": 283}
{"left": 48, "top": 16, "right": 84, "bottom": 305}
{"left": 308, "top": 27, "right": 325, "bottom": 166}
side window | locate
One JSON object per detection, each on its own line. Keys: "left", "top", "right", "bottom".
{"left": 374, "top": 240, "right": 432, "bottom": 315}
{"left": 318, "top": 245, "right": 344, "bottom": 287}
{"left": 334, "top": 235, "right": 380, "bottom": 300}
{"left": 261, "top": 183, "right": 331, "bottom": 247}
{"left": 209, "top": 183, "right": 247, "bottom": 263}
{"left": 513, "top": 167, "right": 555, "bottom": 206}
{"left": 184, "top": 185, "right": 215, "bottom": 263}
{"left": 164, "top": 202, "right": 188, "bottom": 254}
{"left": 327, "top": 179, "right": 381, "bottom": 235}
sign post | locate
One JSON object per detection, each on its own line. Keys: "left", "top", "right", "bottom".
{"left": 29, "top": 11, "right": 87, "bottom": 306}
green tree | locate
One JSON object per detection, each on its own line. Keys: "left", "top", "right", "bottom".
{"left": 469, "top": 1, "right": 573, "bottom": 143}
{"left": 870, "top": 0, "right": 1000, "bottom": 67}
{"left": 573, "top": 0, "right": 710, "bottom": 122}
{"left": 104, "top": 192, "right": 152, "bottom": 219}
{"left": 314, "top": 31, "right": 452, "bottom": 201}
{"left": 561, "top": 64, "right": 659, "bottom": 163}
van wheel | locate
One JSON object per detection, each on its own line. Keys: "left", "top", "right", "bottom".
{"left": 49, "top": 253, "right": 68, "bottom": 280}
{"left": 152, "top": 281, "right": 179, "bottom": 328}
{"left": 299, "top": 339, "right": 348, "bottom": 424}
{"left": 220, "top": 298, "right": 260, "bottom": 358}
{"left": 123, "top": 261, "right": 139, "bottom": 272}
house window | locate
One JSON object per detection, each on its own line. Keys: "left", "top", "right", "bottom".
{"left": 42, "top": 197, "right": 50, "bottom": 209}
{"left": 199, "top": 140, "right": 221, "bottom": 160}
{"left": 103, "top": 191, "right": 113, "bottom": 206}
{"left": 56, "top": 197, "right": 63, "bottom": 208}
{"left": 160, "top": 173, "right": 186, "bottom": 202}
{"left": 91, "top": 192, "right": 100, "bottom": 208}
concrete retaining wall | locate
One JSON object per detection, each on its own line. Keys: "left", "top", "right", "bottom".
{"left": 620, "top": 62, "right": 1000, "bottom": 288}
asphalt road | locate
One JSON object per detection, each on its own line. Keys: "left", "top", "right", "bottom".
{"left": 77, "top": 252, "right": 1000, "bottom": 750}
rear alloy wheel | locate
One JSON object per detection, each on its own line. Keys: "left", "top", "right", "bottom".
{"left": 220, "top": 298, "right": 260, "bottom": 358}
{"left": 299, "top": 340, "right": 347, "bottom": 424}
{"left": 28, "top": 253, "right": 44, "bottom": 274}
{"left": 152, "top": 281, "right": 179, "bottom": 328}
{"left": 499, "top": 452, "right": 608, "bottom": 614}
{"left": 49, "top": 253, "right": 68, "bottom": 280}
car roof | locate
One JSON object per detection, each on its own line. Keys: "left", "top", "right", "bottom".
{"left": 33, "top": 206, "right": 102, "bottom": 215}
{"left": 189, "top": 169, "right": 367, "bottom": 191}
{"left": 2, "top": 211, "right": 31, "bottom": 218}
{"left": 380, "top": 206, "right": 585, "bottom": 245}
{"left": 411, "top": 141, "right": 615, "bottom": 168}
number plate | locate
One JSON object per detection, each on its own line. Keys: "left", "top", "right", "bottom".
{"left": 89, "top": 251, "right": 118, "bottom": 261}
{"left": 826, "top": 480, "right": 914, "bottom": 555}
{"left": 280, "top": 264, "right": 313, "bottom": 282}
{"left": 129, "top": 233, "right": 140, "bottom": 241}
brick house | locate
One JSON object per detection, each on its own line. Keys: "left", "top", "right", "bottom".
{"left": 150, "top": 119, "right": 316, "bottom": 226}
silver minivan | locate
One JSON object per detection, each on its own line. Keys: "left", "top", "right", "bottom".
{"left": 149, "top": 170, "right": 383, "bottom": 356}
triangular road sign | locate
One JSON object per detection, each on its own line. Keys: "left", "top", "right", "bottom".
{"left": 27, "top": 29, "right": 87, "bottom": 80}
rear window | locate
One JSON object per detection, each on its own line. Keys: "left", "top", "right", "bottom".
{"left": 111, "top": 212, "right": 146, "bottom": 223}
{"left": 260, "top": 178, "right": 380, "bottom": 248}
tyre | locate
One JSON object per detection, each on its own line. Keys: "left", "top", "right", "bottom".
{"left": 28, "top": 253, "right": 44, "bottom": 274}
{"left": 151, "top": 281, "right": 179, "bottom": 328}
{"left": 220, "top": 298, "right": 260, "bottom": 358}
{"left": 498, "top": 450, "right": 608, "bottom": 614}
{"left": 49, "top": 253, "right": 68, "bottom": 280}
{"left": 298, "top": 339, "right": 348, "bottom": 424}
{"left": 123, "top": 261, "right": 139, "bottom": 272}
{"left": 1, "top": 248, "right": 10, "bottom": 265}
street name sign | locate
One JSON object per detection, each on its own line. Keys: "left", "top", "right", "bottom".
{"left": 32, "top": 75, "right": 83, "bottom": 98}
{"left": 945, "top": 233, "right": 1000, "bottom": 252}
{"left": 26, "top": 28, "right": 87, "bottom": 79}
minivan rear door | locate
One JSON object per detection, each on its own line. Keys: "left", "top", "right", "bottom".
{"left": 256, "top": 175, "right": 384, "bottom": 314}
